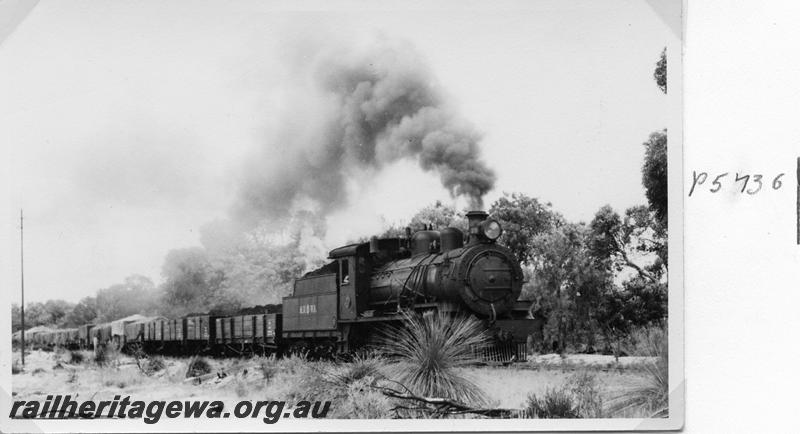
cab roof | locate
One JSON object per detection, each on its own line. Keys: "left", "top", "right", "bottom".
{"left": 328, "top": 243, "right": 362, "bottom": 259}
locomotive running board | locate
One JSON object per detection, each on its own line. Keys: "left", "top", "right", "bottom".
{"left": 337, "top": 315, "right": 403, "bottom": 324}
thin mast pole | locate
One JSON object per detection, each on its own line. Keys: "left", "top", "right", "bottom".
{"left": 20, "top": 209, "right": 25, "bottom": 366}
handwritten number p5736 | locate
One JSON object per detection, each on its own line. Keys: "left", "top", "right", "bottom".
{"left": 689, "top": 171, "right": 785, "bottom": 196}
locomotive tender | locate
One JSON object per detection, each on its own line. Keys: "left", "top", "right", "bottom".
{"left": 18, "top": 210, "right": 542, "bottom": 362}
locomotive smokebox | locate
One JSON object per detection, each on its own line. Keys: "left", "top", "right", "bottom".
{"left": 466, "top": 210, "right": 488, "bottom": 226}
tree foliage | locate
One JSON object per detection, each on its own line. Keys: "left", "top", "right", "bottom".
{"left": 408, "top": 201, "right": 465, "bottom": 232}
{"left": 12, "top": 300, "right": 77, "bottom": 331}
{"left": 376, "top": 201, "right": 466, "bottom": 239}
{"left": 587, "top": 205, "right": 666, "bottom": 281}
{"left": 489, "top": 193, "right": 561, "bottom": 265}
{"left": 95, "top": 274, "right": 159, "bottom": 322}
{"left": 210, "top": 236, "right": 306, "bottom": 312}
{"left": 523, "top": 223, "right": 615, "bottom": 352}
{"left": 654, "top": 48, "right": 666, "bottom": 94}
{"left": 65, "top": 296, "right": 98, "bottom": 327}
{"left": 642, "top": 130, "right": 668, "bottom": 229}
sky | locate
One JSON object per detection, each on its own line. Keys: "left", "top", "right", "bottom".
{"left": 0, "top": 0, "right": 680, "bottom": 303}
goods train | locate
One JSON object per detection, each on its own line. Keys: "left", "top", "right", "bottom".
{"left": 15, "top": 211, "right": 544, "bottom": 362}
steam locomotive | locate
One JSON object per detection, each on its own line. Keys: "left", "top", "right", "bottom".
{"left": 18, "top": 211, "right": 543, "bottom": 362}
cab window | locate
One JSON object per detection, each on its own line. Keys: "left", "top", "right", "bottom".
{"left": 340, "top": 259, "right": 350, "bottom": 285}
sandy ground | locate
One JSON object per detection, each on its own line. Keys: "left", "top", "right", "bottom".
{"left": 11, "top": 349, "right": 650, "bottom": 414}
{"left": 466, "top": 365, "right": 650, "bottom": 409}
{"left": 527, "top": 353, "right": 656, "bottom": 367}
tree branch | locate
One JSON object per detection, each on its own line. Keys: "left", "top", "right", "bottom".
{"left": 370, "top": 384, "right": 518, "bottom": 418}
{"left": 617, "top": 248, "right": 657, "bottom": 283}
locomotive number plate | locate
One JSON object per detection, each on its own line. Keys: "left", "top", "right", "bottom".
{"left": 299, "top": 304, "right": 317, "bottom": 315}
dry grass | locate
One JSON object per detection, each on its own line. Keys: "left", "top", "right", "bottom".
{"left": 257, "top": 354, "right": 279, "bottom": 382}
{"left": 607, "top": 325, "right": 668, "bottom": 418}
{"left": 623, "top": 325, "right": 667, "bottom": 357}
{"left": 254, "top": 353, "right": 392, "bottom": 418}
{"left": 467, "top": 364, "right": 649, "bottom": 411}
{"left": 375, "top": 311, "right": 490, "bottom": 407}
{"left": 101, "top": 368, "right": 145, "bottom": 389}
{"left": 13, "top": 340, "right": 664, "bottom": 420}
{"left": 278, "top": 352, "right": 309, "bottom": 375}
{"left": 332, "top": 377, "right": 393, "bottom": 418}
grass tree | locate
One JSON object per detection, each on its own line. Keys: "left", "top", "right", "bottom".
{"left": 375, "top": 309, "right": 490, "bottom": 407}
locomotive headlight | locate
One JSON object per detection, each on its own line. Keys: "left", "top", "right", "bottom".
{"left": 481, "top": 219, "right": 503, "bottom": 240}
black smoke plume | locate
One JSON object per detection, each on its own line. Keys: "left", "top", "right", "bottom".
{"left": 234, "top": 38, "right": 496, "bottom": 227}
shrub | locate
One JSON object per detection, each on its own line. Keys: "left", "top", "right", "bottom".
{"left": 278, "top": 352, "right": 309, "bottom": 375}
{"left": 566, "top": 371, "right": 604, "bottom": 418}
{"left": 330, "top": 378, "right": 393, "bottom": 419}
{"left": 69, "top": 350, "right": 84, "bottom": 364}
{"left": 94, "top": 343, "right": 119, "bottom": 366}
{"left": 290, "top": 363, "right": 341, "bottom": 402}
{"left": 146, "top": 356, "right": 166, "bottom": 374}
{"left": 94, "top": 345, "right": 108, "bottom": 365}
{"left": 130, "top": 343, "right": 148, "bottom": 372}
{"left": 337, "top": 352, "right": 384, "bottom": 386}
{"left": 375, "top": 310, "right": 490, "bottom": 407}
{"left": 259, "top": 356, "right": 279, "bottom": 382}
{"left": 186, "top": 357, "right": 212, "bottom": 378}
{"left": 525, "top": 388, "right": 579, "bottom": 418}
{"left": 12, "top": 359, "right": 22, "bottom": 375}
{"left": 523, "top": 371, "right": 604, "bottom": 419}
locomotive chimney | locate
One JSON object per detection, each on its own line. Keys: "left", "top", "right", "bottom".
{"left": 466, "top": 210, "right": 488, "bottom": 244}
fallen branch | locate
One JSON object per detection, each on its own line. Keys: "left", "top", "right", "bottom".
{"left": 370, "top": 381, "right": 518, "bottom": 418}
{"left": 182, "top": 372, "right": 218, "bottom": 384}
